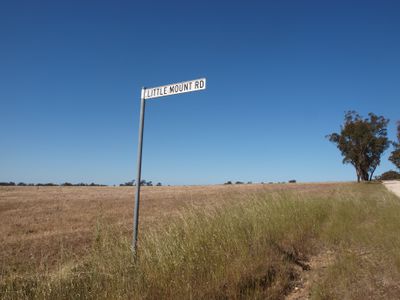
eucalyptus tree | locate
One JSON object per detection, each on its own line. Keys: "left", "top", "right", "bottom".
{"left": 389, "top": 121, "right": 400, "bottom": 170}
{"left": 327, "top": 111, "right": 390, "bottom": 182}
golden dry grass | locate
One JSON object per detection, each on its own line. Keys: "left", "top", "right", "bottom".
{"left": 0, "top": 183, "right": 339, "bottom": 274}
{"left": 2, "top": 182, "right": 400, "bottom": 299}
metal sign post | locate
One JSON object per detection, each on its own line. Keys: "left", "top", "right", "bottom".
{"left": 132, "top": 88, "right": 146, "bottom": 253}
{"left": 132, "top": 78, "right": 206, "bottom": 253}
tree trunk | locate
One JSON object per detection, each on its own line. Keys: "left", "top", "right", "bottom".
{"left": 355, "top": 167, "right": 361, "bottom": 182}
{"left": 355, "top": 165, "right": 370, "bottom": 182}
{"left": 369, "top": 166, "right": 377, "bottom": 181}
{"left": 361, "top": 169, "right": 369, "bottom": 181}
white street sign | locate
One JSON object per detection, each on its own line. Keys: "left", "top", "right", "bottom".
{"left": 132, "top": 77, "right": 206, "bottom": 253}
{"left": 143, "top": 78, "right": 206, "bottom": 99}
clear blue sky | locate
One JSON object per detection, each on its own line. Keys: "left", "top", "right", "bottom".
{"left": 1, "top": 0, "right": 399, "bottom": 185}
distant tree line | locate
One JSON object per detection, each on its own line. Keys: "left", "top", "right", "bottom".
{"left": 0, "top": 182, "right": 107, "bottom": 187}
{"left": 120, "top": 180, "right": 162, "bottom": 187}
{"left": 223, "top": 181, "right": 244, "bottom": 185}
{"left": 223, "top": 180, "right": 296, "bottom": 185}
{"left": 1, "top": 180, "right": 165, "bottom": 187}
{"left": 59, "top": 183, "right": 107, "bottom": 187}
{"left": 0, "top": 182, "right": 18, "bottom": 186}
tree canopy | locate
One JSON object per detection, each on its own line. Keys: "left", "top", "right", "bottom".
{"left": 389, "top": 121, "right": 400, "bottom": 170}
{"left": 327, "top": 111, "right": 390, "bottom": 182}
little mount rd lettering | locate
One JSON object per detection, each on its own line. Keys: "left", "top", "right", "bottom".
{"left": 144, "top": 78, "right": 206, "bottom": 99}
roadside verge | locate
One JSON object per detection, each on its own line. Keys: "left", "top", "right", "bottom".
{"left": 383, "top": 180, "right": 400, "bottom": 198}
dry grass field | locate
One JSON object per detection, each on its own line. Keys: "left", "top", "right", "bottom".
{"left": 1, "top": 182, "right": 400, "bottom": 299}
{"left": 0, "top": 183, "right": 337, "bottom": 274}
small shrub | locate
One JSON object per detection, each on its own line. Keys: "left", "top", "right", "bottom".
{"left": 375, "top": 170, "right": 400, "bottom": 180}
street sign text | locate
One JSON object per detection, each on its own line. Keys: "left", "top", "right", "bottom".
{"left": 144, "top": 78, "right": 206, "bottom": 99}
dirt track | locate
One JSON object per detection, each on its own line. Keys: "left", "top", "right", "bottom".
{"left": 383, "top": 180, "right": 400, "bottom": 198}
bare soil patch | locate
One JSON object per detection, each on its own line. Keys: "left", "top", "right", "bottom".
{"left": 285, "top": 250, "right": 336, "bottom": 300}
